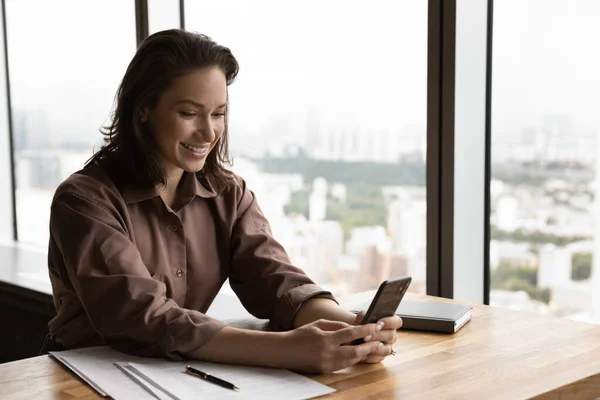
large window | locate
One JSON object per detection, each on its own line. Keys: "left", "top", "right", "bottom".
{"left": 6, "top": 0, "right": 136, "bottom": 247}
{"left": 490, "top": 0, "right": 600, "bottom": 322}
{"left": 186, "top": 0, "right": 428, "bottom": 297}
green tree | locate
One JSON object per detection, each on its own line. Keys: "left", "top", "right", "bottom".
{"left": 256, "top": 156, "right": 426, "bottom": 187}
{"left": 491, "top": 262, "right": 551, "bottom": 304}
{"left": 572, "top": 253, "right": 592, "bottom": 281}
{"left": 284, "top": 190, "right": 309, "bottom": 218}
{"left": 491, "top": 262, "right": 537, "bottom": 288}
{"left": 490, "top": 225, "right": 587, "bottom": 247}
{"left": 326, "top": 183, "right": 387, "bottom": 240}
{"left": 491, "top": 170, "right": 547, "bottom": 186}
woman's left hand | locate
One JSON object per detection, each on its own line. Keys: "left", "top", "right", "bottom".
{"left": 351, "top": 311, "right": 402, "bottom": 364}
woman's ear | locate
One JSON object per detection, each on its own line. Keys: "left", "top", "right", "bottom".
{"left": 140, "top": 106, "right": 149, "bottom": 123}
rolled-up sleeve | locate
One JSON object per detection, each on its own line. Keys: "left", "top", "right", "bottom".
{"left": 50, "top": 190, "right": 226, "bottom": 359}
{"left": 228, "top": 180, "right": 337, "bottom": 330}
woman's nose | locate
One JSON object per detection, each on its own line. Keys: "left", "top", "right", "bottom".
{"left": 196, "top": 117, "right": 215, "bottom": 142}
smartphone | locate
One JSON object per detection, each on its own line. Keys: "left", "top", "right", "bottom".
{"left": 351, "top": 276, "right": 412, "bottom": 344}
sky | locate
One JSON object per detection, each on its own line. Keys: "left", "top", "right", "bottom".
{"left": 5, "top": 0, "right": 136, "bottom": 147}
{"left": 184, "top": 0, "right": 429, "bottom": 147}
{"left": 3, "top": 0, "right": 599, "bottom": 152}
{"left": 492, "top": 0, "right": 600, "bottom": 136}
{"left": 5, "top": 0, "right": 428, "bottom": 153}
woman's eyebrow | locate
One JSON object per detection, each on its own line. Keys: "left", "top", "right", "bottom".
{"left": 173, "top": 99, "right": 227, "bottom": 109}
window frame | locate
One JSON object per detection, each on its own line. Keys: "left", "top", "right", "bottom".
{"left": 0, "top": 0, "right": 17, "bottom": 243}
{"left": 483, "top": 0, "right": 493, "bottom": 305}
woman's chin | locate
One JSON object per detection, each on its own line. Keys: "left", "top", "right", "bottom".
{"left": 177, "top": 150, "right": 209, "bottom": 173}
{"left": 181, "top": 160, "right": 206, "bottom": 173}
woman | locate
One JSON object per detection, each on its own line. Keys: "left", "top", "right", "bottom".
{"left": 46, "top": 29, "right": 401, "bottom": 374}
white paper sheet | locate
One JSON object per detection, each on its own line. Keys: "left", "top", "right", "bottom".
{"left": 114, "top": 362, "right": 173, "bottom": 400}
{"left": 50, "top": 346, "right": 160, "bottom": 400}
{"left": 127, "top": 359, "right": 336, "bottom": 400}
{"left": 56, "top": 356, "right": 108, "bottom": 396}
{"left": 50, "top": 345, "right": 335, "bottom": 400}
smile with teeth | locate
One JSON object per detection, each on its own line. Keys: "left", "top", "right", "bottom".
{"left": 180, "top": 142, "right": 208, "bottom": 154}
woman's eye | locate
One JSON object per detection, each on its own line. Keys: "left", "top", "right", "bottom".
{"left": 212, "top": 113, "right": 226, "bottom": 118}
{"left": 179, "top": 111, "right": 196, "bottom": 118}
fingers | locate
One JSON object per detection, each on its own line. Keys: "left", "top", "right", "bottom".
{"left": 376, "top": 316, "right": 403, "bottom": 330}
{"left": 312, "top": 319, "right": 351, "bottom": 332}
{"left": 361, "top": 344, "right": 395, "bottom": 364}
{"left": 331, "top": 341, "right": 392, "bottom": 372}
{"left": 330, "top": 339, "right": 396, "bottom": 372}
{"left": 365, "top": 328, "right": 398, "bottom": 345}
{"left": 352, "top": 311, "right": 366, "bottom": 325}
{"left": 339, "top": 340, "right": 384, "bottom": 362}
{"left": 330, "top": 323, "right": 381, "bottom": 345}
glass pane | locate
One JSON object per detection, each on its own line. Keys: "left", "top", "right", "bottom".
{"left": 491, "top": 0, "right": 600, "bottom": 322}
{"left": 6, "top": 0, "right": 136, "bottom": 247}
{"left": 186, "top": 0, "right": 428, "bottom": 297}
{"left": 148, "top": 0, "right": 180, "bottom": 34}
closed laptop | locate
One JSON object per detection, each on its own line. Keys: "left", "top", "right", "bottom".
{"left": 353, "top": 300, "right": 472, "bottom": 334}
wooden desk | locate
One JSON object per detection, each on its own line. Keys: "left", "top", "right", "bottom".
{"left": 2, "top": 292, "right": 600, "bottom": 400}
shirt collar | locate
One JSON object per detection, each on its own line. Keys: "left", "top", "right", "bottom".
{"left": 191, "top": 172, "right": 218, "bottom": 199}
{"left": 121, "top": 185, "right": 158, "bottom": 204}
{"left": 122, "top": 172, "right": 217, "bottom": 204}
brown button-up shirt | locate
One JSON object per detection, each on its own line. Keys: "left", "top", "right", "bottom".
{"left": 48, "top": 162, "right": 335, "bottom": 359}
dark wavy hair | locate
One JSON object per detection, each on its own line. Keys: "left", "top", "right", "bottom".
{"left": 88, "top": 29, "right": 239, "bottom": 191}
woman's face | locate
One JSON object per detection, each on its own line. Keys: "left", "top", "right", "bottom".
{"left": 142, "top": 67, "right": 228, "bottom": 178}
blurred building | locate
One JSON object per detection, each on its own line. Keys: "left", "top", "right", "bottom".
{"left": 15, "top": 149, "right": 89, "bottom": 190}
{"left": 310, "top": 126, "right": 425, "bottom": 164}
{"left": 538, "top": 244, "right": 572, "bottom": 289}
{"left": 384, "top": 186, "right": 426, "bottom": 289}
{"left": 343, "top": 226, "right": 394, "bottom": 291}
{"left": 387, "top": 193, "right": 426, "bottom": 258}
{"left": 496, "top": 195, "right": 519, "bottom": 232}
{"left": 277, "top": 215, "right": 343, "bottom": 286}
{"left": 12, "top": 109, "right": 52, "bottom": 151}
{"left": 552, "top": 281, "right": 593, "bottom": 316}
{"left": 308, "top": 177, "right": 327, "bottom": 222}
{"left": 489, "top": 240, "right": 537, "bottom": 269}
{"left": 490, "top": 290, "right": 550, "bottom": 315}
{"left": 330, "top": 183, "right": 347, "bottom": 204}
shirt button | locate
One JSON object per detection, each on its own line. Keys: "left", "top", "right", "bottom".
{"left": 176, "top": 269, "right": 183, "bottom": 277}
{"left": 170, "top": 225, "right": 178, "bottom": 232}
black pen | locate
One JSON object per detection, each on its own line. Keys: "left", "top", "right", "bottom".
{"left": 185, "top": 365, "right": 240, "bottom": 391}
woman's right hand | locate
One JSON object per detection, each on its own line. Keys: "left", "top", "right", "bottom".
{"left": 279, "top": 319, "right": 384, "bottom": 374}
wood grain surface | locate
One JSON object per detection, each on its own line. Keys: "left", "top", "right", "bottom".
{"left": 2, "top": 292, "right": 600, "bottom": 400}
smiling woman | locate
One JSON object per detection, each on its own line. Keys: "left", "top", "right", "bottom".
{"left": 87, "top": 30, "right": 238, "bottom": 195}
{"left": 45, "top": 29, "right": 402, "bottom": 374}
{"left": 139, "top": 67, "right": 229, "bottom": 207}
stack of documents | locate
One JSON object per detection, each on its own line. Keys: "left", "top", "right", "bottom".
{"left": 50, "top": 346, "right": 335, "bottom": 399}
